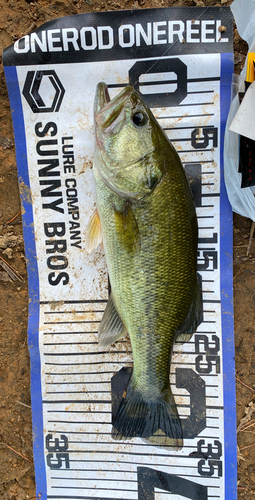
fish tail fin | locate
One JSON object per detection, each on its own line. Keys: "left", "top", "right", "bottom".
{"left": 112, "top": 383, "right": 183, "bottom": 450}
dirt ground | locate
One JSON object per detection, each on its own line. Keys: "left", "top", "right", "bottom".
{"left": 0, "top": 0, "right": 254, "bottom": 498}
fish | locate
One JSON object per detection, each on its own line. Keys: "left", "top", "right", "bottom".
{"left": 86, "top": 82, "right": 202, "bottom": 449}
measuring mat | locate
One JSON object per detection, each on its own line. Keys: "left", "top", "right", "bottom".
{"left": 3, "top": 6, "right": 236, "bottom": 500}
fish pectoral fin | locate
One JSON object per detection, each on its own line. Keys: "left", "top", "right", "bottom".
{"left": 85, "top": 208, "right": 103, "bottom": 254}
{"left": 175, "top": 275, "right": 203, "bottom": 343}
{"left": 98, "top": 294, "right": 127, "bottom": 346}
{"left": 114, "top": 202, "right": 140, "bottom": 253}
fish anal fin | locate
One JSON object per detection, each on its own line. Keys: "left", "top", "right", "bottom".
{"left": 98, "top": 294, "right": 127, "bottom": 346}
{"left": 114, "top": 202, "right": 140, "bottom": 253}
{"left": 176, "top": 276, "right": 203, "bottom": 343}
{"left": 85, "top": 208, "right": 102, "bottom": 254}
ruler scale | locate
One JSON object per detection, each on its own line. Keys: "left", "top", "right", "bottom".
{"left": 3, "top": 6, "right": 236, "bottom": 500}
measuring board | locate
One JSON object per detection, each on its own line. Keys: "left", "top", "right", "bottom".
{"left": 3, "top": 6, "right": 236, "bottom": 500}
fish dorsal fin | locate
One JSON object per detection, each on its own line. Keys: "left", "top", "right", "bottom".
{"left": 114, "top": 202, "right": 140, "bottom": 253}
{"left": 98, "top": 294, "right": 127, "bottom": 346}
{"left": 85, "top": 208, "right": 103, "bottom": 254}
{"left": 175, "top": 276, "right": 203, "bottom": 343}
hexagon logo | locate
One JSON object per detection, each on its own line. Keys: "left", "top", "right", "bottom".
{"left": 22, "top": 70, "right": 65, "bottom": 113}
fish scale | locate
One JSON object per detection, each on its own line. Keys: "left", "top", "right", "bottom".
{"left": 87, "top": 82, "right": 202, "bottom": 448}
{"left": 95, "top": 169, "right": 196, "bottom": 393}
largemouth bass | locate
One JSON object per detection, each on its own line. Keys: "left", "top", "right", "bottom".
{"left": 86, "top": 82, "right": 202, "bottom": 449}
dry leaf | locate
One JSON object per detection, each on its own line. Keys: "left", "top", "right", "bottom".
{"left": 237, "top": 445, "right": 246, "bottom": 463}
{"left": 237, "top": 401, "right": 255, "bottom": 431}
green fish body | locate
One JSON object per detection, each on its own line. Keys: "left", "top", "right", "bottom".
{"left": 87, "top": 83, "right": 202, "bottom": 449}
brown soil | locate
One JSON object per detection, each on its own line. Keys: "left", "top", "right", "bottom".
{"left": 0, "top": 0, "right": 253, "bottom": 498}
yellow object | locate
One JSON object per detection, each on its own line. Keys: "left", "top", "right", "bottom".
{"left": 246, "top": 52, "right": 255, "bottom": 82}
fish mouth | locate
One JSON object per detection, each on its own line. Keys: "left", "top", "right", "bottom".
{"left": 94, "top": 82, "right": 135, "bottom": 129}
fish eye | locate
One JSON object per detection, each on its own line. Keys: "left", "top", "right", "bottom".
{"left": 132, "top": 111, "right": 148, "bottom": 127}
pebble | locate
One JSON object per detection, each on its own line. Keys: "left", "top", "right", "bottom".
{"left": 234, "top": 53, "right": 244, "bottom": 65}
{"left": 2, "top": 247, "right": 13, "bottom": 259}
{"left": 218, "top": 25, "right": 227, "bottom": 32}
